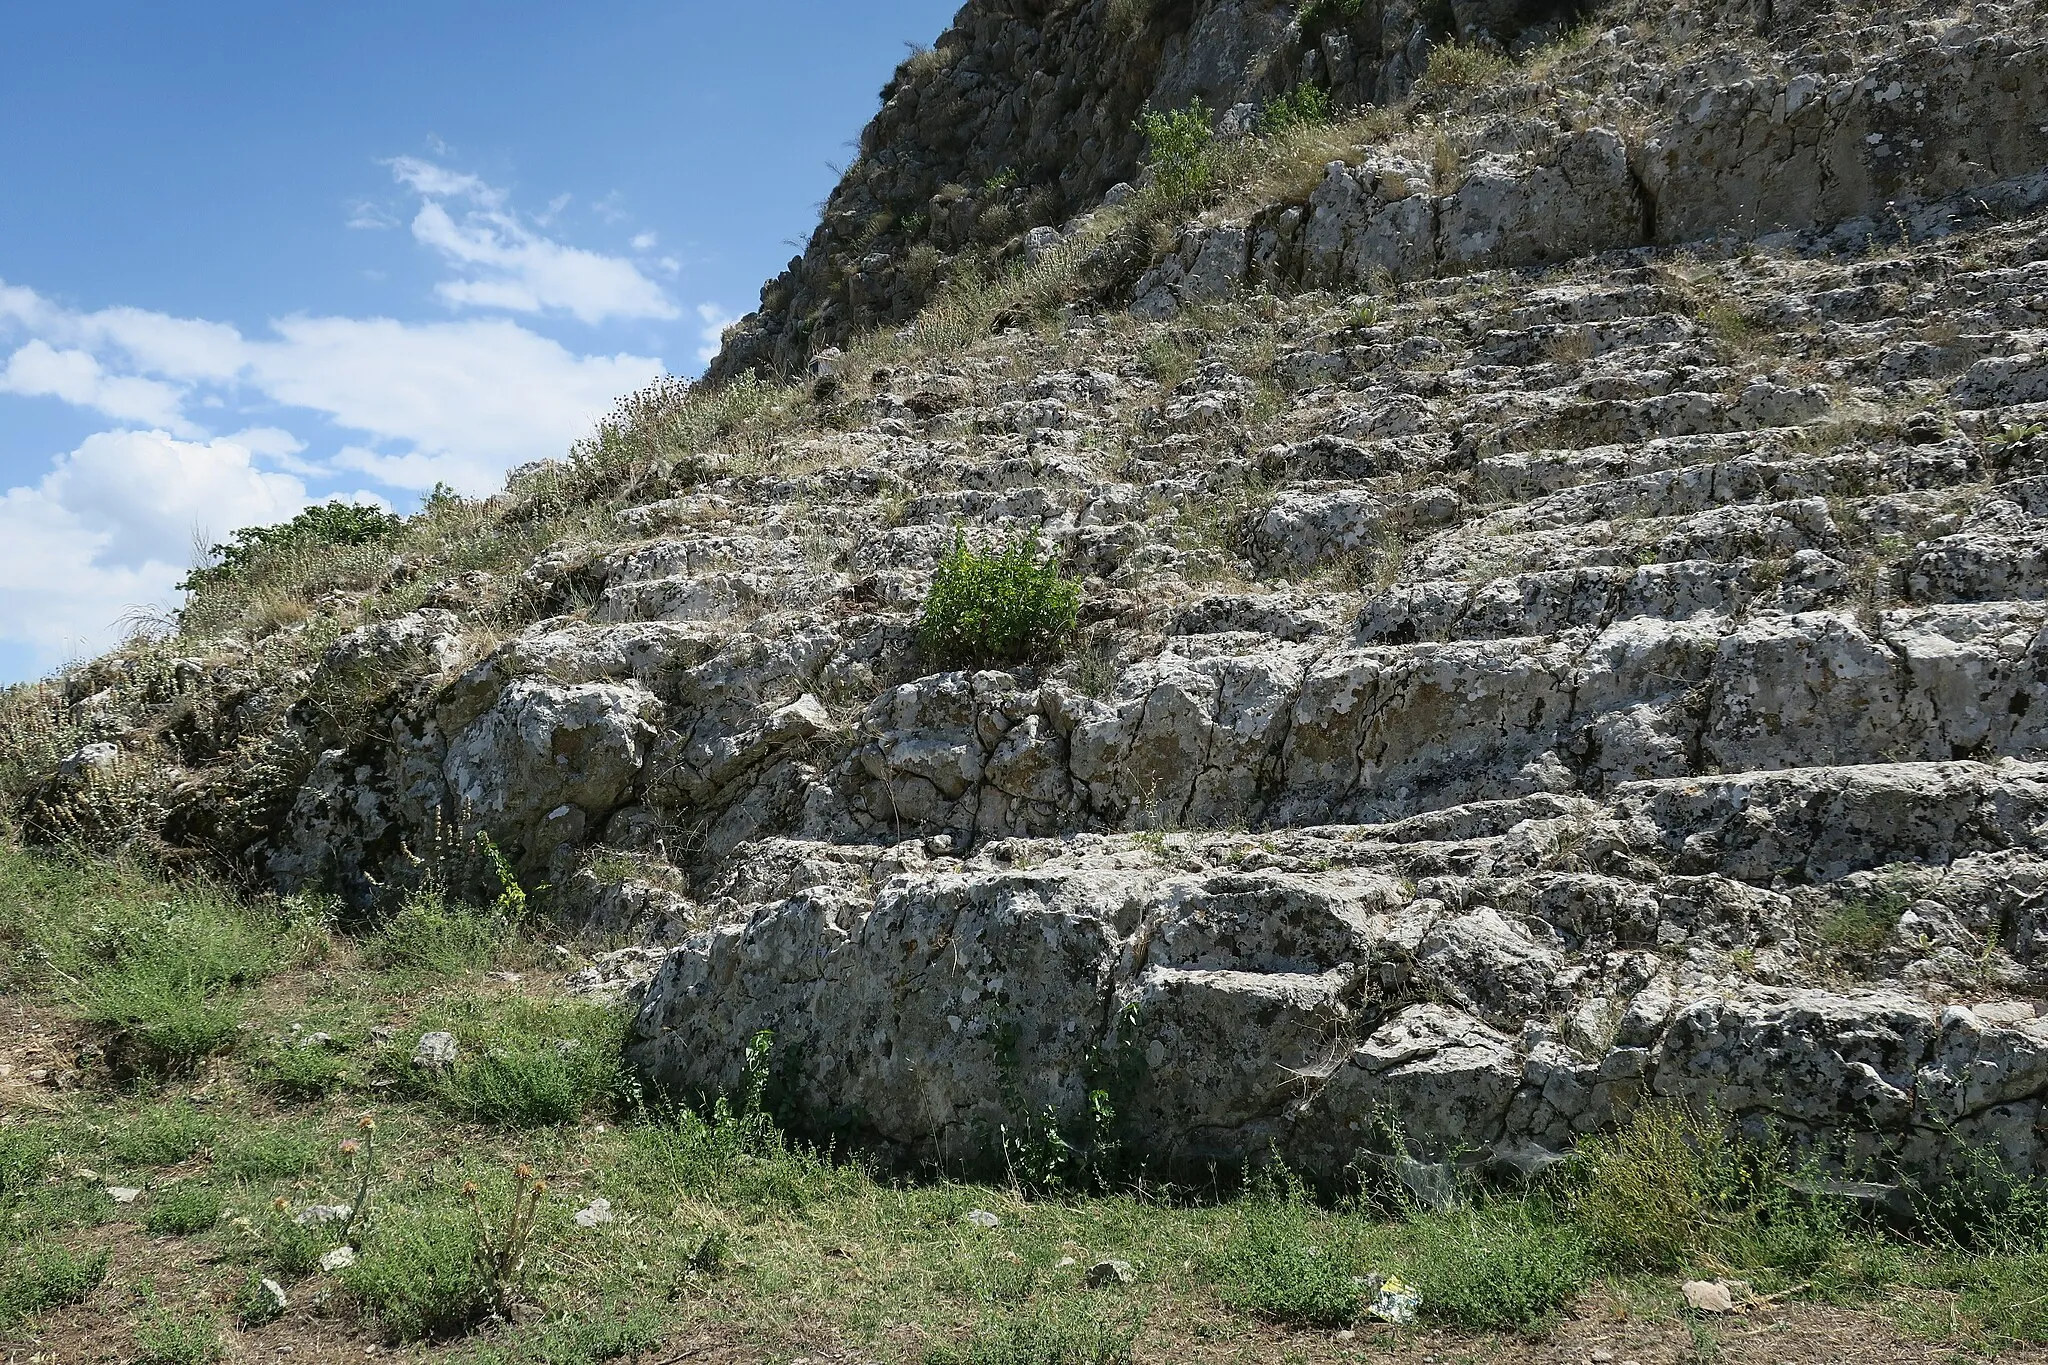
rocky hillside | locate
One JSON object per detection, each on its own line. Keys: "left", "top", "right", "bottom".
{"left": 8, "top": 0, "right": 2048, "bottom": 1184}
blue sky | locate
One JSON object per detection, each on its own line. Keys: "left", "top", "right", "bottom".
{"left": 0, "top": 0, "right": 959, "bottom": 680}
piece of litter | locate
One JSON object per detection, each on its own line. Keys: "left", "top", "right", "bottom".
{"left": 260, "top": 1278, "right": 289, "bottom": 1311}
{"left": 573, "top": 1197, "right": 615, "bottom": 1228}
{"left": 1682, "top": 1278, "right": 1737, "bottom": 1313}
{"left": 107, "top": 1187, "right": 141, "bottom": 1204}
{"left": 1056, "top": 1256, "right": 1077, "bottom": 1269}
{"left": 964, "top": 1208, "right": 1000, "bottom": 1228}
{"left": 295, "top": 1203, "right": 353, "bottom": 1226}
{"left": 1367, "top": 1275, "right": 1421, "bottom": 1324}
{"left": 320, "top": 1246, "right": 357, "bottom": 1272}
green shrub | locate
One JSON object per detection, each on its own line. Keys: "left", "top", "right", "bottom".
{"left": 1404, "top": 1205, "right": 1591, "bottom": 1330}
{"left": 180, "top": 500, "right": 404, "bottom": 595}
{"left": 144, "top": 1183, "right": 225, "bottom": 1236}
{"left": 920, "top": 533, "right": 1080, "bottom": 669}
{"left": 1569, "top": 1103, "right": 1738, "bottom": 1271}
{"left": 926, "top": 1297, "right": 1143, "bottom": 1365}
{"left": 418, "top": 998, "right": 627, "bottom": 1129}
{"left": 622, "top": 1100, "right": 853, "bottom": 1214}
{"left": 365, "top": 889, "right": 509, "bottom": 978}
{"left": 1257, "top": 81, "right": 1333, "bottom": 135}
{"left": 1210, "top": 1199, "right": 1366, "bottom": 1326}
{"left": 1136, "top": 100, "right": 1217, "bottom": 203}
{"left": 0, "top": 1241, "right": 109, "bottom": 1324}
{"left": 342, "top": 1202, "right": 494, "bottom": 1340}
{"left": 110, "top": 1103, "right": 218, "bottom": 1167}
{"left": 1818, "top": 882, "right": 1911, "bottom": 961}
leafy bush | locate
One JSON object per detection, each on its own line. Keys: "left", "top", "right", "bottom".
{"left": 926, "top": 1297, "right": 1144, "bottom": 1365}
{"left": 110, "top": 1103, "right": 218, "bottom": 1167}
{"left": 144, "top": 1183, "right": 225, "bottom": 1236}
{"left": 180, "top": 500, "right": 404, "bottom": 595}
{"left": 1405, "top": 1205, "right": 1592, "bottom": 1330}
{"left": 0, "top": 1241, "right": 109, "bottom": 1324}
{"left": 920, "top": 533, "right": 1080, "bottom": 669}
{"left": 1136, "top": 100, "right": 1217, "bottom": 203}
{"left": 1257, "top": 81, "right": 1333, "bottom": 135}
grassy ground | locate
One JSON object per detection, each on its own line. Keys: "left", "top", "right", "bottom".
{"left": 3, "top": 842, "right": 2047, "bottom": 1365}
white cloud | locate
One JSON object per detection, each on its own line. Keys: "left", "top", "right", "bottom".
{"left": 630, "top": 231, "right": 658, "bottom": 251}
{"left": 387, "top": 155, "right": 496, "bottom": 204}
{"left": 248, "top": 315, "right": 662, "bottom": 493}
{"left": 389, "top": 159, "right": 677, "bottom": 325}
{"left": 0, "top": 430, "right": 317, "bottom": 667}
{"left": 0, "top": 341, "right": 195, "bottom": 431}
{"left": 694, "top": 304, "right": 739, "bottom": 366}
{"left": 0, "top": 277, "right": 667, "bottom": 501}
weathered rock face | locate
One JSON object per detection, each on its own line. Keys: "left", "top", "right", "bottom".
{"left": 628, "top": 765, "right": 2048, "bottom": 1178}
{"left": 709, "top": 0, "right": 1597, "bottom": 379}
{"left": 20, "top": 0, "right": 2048, "bottom": 1183}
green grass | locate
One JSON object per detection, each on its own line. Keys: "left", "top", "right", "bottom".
{"left": 143, "top": 1183, "right": 226, "bottom": 1236}
{"left": 133, "top": 1295, "right": 227, "bottom": 1365}
{"left": 0, "top": 1125, "right": 51, "bottom": 1194}
{"left": 4, "top": 841, "right": 2048, "bottom": 1363}
{"left": 1403, "top": 1205, "right": 1591, "bottom": 1330}
{"left": 214, "top": 1123, "right": 330, "bottom": 1182}
{"left": 0, "top": 1240, "right": 109, "bottom": 1325}
{"left": 926, "top": 1297, "right": 1143, "bottom": 1365}
{"left": 1209, "top": 1197, "right": 1369, "bottom": 1326}
{"left": 108, "top": 1102, "right": 219, "bottom": 1167}
{"left": 342, "top": 1198, "right": 496, "bottom": 1341}
{"left": 365, "top": 888, "right": 512, "bottom": 979}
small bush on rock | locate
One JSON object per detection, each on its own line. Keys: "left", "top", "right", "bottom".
{"left": 1257, "top": 81, "right": 1333, "bottom": 135}
{"left": 1136, "top": 100, "right": 1217, "bottom": 203}
{"left": 920, "top": 533, "right": 1079, "bottom": 669}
